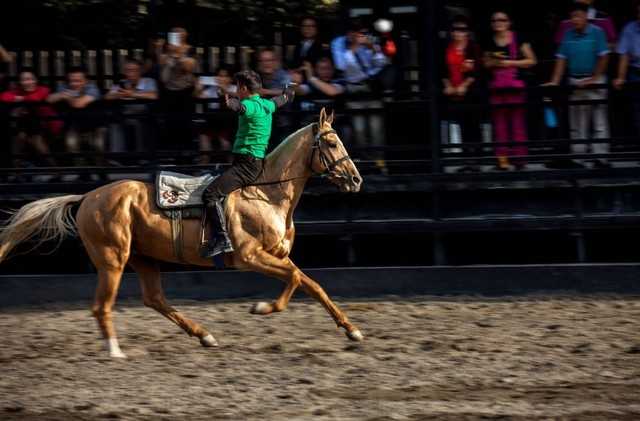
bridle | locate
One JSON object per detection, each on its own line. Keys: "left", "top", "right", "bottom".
{"left": 309, "top": 124, "right": 353, "bottom": 180}
{"left": 249, "top": 123, "right": 354, "bottom": 186}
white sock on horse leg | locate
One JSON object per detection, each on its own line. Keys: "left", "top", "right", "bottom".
{"left": 106, "top": 337, "right": 126, "bottom": 358}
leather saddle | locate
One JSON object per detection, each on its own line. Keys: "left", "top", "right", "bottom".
{"left": 155, "top": 171, "right": 219, "bottom": 262}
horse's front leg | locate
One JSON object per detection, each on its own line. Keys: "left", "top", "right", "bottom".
{"left": 234, "top": 246, "right": 363, "bottom": 341}
{"left": 234, "top": 246, "right": 302, "bottom": 315}
{"left": 297, "top": 271, "right": 363, "bottom": 341}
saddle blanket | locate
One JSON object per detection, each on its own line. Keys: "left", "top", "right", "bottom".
{"left": 156, "top": 171, "right": 217, "bottom": 209}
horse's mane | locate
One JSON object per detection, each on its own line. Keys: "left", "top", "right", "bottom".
{"left": 264, "top": 123, "right": 314, "bottom": 163}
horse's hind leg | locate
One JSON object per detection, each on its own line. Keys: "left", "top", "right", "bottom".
{"left": 92, "top": 266, "right": 127, "bottom": 358}
{"left": 128, "top": 256, "right": 218, "bottom": 348}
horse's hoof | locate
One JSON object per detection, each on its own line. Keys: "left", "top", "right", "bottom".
{"left": 200, "top": 334, "right": 219, "bottom": 348}
{"left": 109, "top": 350, "right": 128, "bottom": 359}
{"left": 250, "top": 302, "right": 272, "bottom": 315}
{"left": 346, "top": 329, "right": 364, "bottom": 342}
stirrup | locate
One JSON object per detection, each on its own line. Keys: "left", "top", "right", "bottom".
{"left": 200, "top": 237, "right": 234, "bottom": 258}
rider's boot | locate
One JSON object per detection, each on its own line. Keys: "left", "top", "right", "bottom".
{"left": 200, "top": 199, "right": 234, "bottom": 258}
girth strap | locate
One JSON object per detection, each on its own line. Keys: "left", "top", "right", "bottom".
{"left": 170, "top": 209, "right": 185, "bottom": 263}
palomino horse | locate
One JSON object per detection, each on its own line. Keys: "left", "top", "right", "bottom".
{"left": 0, "top": 109, "right": 363, "bottom": 358}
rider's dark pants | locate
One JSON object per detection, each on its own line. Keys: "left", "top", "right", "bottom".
{"left": 202, "top": 153, "right": 263, "bottom": 238}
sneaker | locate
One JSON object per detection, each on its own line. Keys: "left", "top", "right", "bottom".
{"left": 200, "top": 236, "right": 234, "bottom": 258}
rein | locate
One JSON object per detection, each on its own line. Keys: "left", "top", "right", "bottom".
{"left": 248, "top": 124, "right": 352, "bottom": 187}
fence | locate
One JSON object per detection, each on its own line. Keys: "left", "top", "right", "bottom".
{"left": 4, "top": 40, "right": 423, "bottom": 92}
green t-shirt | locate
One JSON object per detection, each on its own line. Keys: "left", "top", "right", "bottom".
{"left": 232, "top": 94, "right": 276, "bottom": 159}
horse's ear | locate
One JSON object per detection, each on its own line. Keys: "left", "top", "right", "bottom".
{"left": 319, "top": 107, "right": 327, "bottom": 126}
{"left": 327, "top": 110, "right": 335, "bottom": 125}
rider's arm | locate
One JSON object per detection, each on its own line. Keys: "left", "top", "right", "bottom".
{"left": 225, "top": 96, "right": 247, "bottom": 114}
{"left": 271, "top": 85, "right": 296, "bottom": 109}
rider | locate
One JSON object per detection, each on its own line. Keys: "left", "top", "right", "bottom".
{"left": 201, "top": 69, "right": 295, "bottom": 257}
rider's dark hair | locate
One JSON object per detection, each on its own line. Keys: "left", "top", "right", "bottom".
{"left": 234, "top": 70, "right": 262, "bottom": 93}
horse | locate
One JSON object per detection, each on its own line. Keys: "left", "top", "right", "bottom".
{"left": 0, "top": 108, "right": 364, "bottom": 358}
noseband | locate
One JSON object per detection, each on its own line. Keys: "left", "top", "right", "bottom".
{"left": 311, "top": 125, "right": 353, "bottom": 180}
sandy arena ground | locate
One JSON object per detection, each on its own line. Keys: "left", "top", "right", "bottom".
{"left": 1, "top": 295, "right": 639, "bottom": 420}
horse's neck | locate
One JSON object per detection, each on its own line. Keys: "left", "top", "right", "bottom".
{"left": 259, "top": 125, "right": 314, "bottom": 208}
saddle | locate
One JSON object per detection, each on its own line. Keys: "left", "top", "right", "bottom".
{"left": 155, "top": 171, "right": 218, "bottom": 263}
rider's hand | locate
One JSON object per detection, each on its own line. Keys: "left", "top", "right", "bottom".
{"left": 284, "top": 84, "right": 296, "bottom": 102}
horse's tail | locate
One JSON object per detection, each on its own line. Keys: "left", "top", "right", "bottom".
{"left": 0, "top": 195, "right": 84, "bottom": 264}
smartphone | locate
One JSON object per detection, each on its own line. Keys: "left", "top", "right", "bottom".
{"left": 168, "top": 32, "right": 181, "bottom": 46}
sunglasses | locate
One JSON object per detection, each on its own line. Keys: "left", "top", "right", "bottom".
{"left": 452, "top": 27, "right": 469, "bottom": 32}
{"left": 492, "top": 18, "right": 509, "bottom": 23}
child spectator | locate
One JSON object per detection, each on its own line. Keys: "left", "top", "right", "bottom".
{"left": 484, "top": 11, "right": 537, "bottom": 170}
{"left": 545, "top": 2, "right": 611, "bottom": 168}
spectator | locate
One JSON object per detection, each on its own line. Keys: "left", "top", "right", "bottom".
{"left": 546, "top": 2, "right": 611, "bottom": 168}
{"left": 331, "top": 19, "right": 392, "bottom": 169}
{"left": 0, "top": 43, "right": 12, "bottom": 171}
{"left": 159, "top": 27, "right": 197, "bottom": 151}
{"left": 290, "top": 16, "right": 324, "bottom": 68}
{"left": 105, "top": 58, "right": 158, "bottom": 154}
{"left": 257, "top": 47, "right": 292, "bottom": 147}
{"left": 330, "top": 19, "right": 392, "bottom": 93}
{"left": 484, "top": 11, "right": 537, "bottom": 170}
{"left": 257, "top": 47, "right": 291, "bottom": 97}
{"left": 0, "top": 43, "right": 11, "bottom": 92}
{"left": 196, "top": 66, "right": 237, "bottom": 164}
{"left": 0, "top": 69, "right": 60, "bottom": 167}
{"left": 47, "top": 66, "right": 106, "bottom": 167}
{"left": 555, "top": 0, "right": 617, "bottom": 47}
{"left": 295, "top": 57, "right": 345, "bottom": 112}
{"left": 442, "top": 16, "right": 483, "bottom": 172}
{"left": 614, "top": 0, "right": 640, "bottom": 137}
{"left": 144, "top": 34, "right": 165, "bottom": 82}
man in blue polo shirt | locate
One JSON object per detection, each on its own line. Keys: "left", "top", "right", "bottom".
{"left": 546, "top": 2, "right": 610, "bottom": 168}
{"left": 614, "top": 0, "right": 640, "bottom": 136}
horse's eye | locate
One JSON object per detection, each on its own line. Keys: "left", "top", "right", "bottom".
{"left": 328, "top": 143, "right": 338, "bottom": 149}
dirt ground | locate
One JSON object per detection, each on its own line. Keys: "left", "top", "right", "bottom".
{"left": 0, "top": 294, "right": 639, "bottom": 421}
